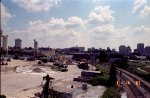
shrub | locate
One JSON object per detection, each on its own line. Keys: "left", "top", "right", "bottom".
{"left": 95, "top": 66, "right": 109, "bottom": 74}
{"left": 90, "top": 74, "right": 109, "bottom": 86}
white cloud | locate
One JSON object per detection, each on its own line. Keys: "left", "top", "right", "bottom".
{"left": 133, "top": 26, "right": 150, "bottom": 35}
{"left": 65, "top": 17, "right": 84, "bottom": 29}
{"left": 88, "top": 24, "right": 150, "bottom": 49}
{"left": 6, "top": 5, "right": 150, "bottom": 49}
{"left": 87, "top": 6, "right": 114, "bottom": 25}
{"left": 12, "top": 0, "right": 62, "bottom": 12}
{"left": 140, "top": 6, "right": 150, "bottom": 17}
{"left": 132, "top": 0, "right": 147, "bottom": 13}
{"left": 1, "top": 4, "right": 14, "bottom": 25}
{"left": 9, "top": 17, "right": 83, "bottom": 48}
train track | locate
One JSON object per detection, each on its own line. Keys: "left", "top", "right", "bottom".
{"left": 117, "top": 69, "right": 150, "bottom": 96}
{"left": 121, "top": 74, "right": 144, "bottom": 98}
{"left": 99, "top": 65, "right": 150, "bottom": 98}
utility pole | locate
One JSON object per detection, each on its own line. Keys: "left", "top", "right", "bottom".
{"left": 0, "top": 30, "right": 2, "bottom": 66}
{"left": 0, "top": 0, "right": 2, "bottom": 66}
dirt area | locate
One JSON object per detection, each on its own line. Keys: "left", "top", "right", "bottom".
{"left": 1, "top": 60, "right": 106, "bottom": 98}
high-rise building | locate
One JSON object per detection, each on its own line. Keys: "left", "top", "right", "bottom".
{"left": 127, "top": 46, "right": 131, "bottom": 55}
{"left": 119, "top": 45, "right": 127, "bottom": 55}
{"left": 144, "top": 46, "right": 150, "bottom": 55}
{"left": 137, "top": 43, "right": 144, "bottom": 54}
{"left": 15, "top": 38, "right": 22, "bottom": 48}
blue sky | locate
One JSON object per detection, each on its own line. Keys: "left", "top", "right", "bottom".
{"left": 1, "top": 0, "right": 150, "bottom": 50}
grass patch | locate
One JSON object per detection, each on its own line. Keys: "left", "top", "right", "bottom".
{"left": 95, "top": 66, "right": 109, "bottom": 74}
{"left": 102, "top": 87, "right": 120, "bottom": 98}
{"left": 127, "top": 61, "right": 150, "bottom": 82}
{"left": 91, "top": 65, "right": 109, "bottom": 86}
{"left": 90, "top": 74, "right": 109, "bottom": 86}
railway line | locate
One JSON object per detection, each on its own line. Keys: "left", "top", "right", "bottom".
{"left": 121, "top": 74, "right": 144, "bottom": 98}
{"left": 117, "top": 68, "right": 150, "bottom": 98}
{"left": 98, "top": 64, "right": 150, "bottom": 98}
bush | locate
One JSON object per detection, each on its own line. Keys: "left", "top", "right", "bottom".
{"left": 127, "top": 67, "right": 150, "bottom": 82}
{"left": 90, "top": 74, "right": 109, "bottom": 86}
{"left": 95, "top": 66, "right": 109, "bottom": 74}
{"left": 102, "top": 87, "right": 120, "bottom": 98}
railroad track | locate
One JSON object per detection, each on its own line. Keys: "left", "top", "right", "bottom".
{"left": 99, "top": 65, "right": 150, "bottom": 98}
{"left": 121, "top": 74, "right": 144, "bottom": 98}
{"left": 117, "top": 69, "right": 150, "bottom": 95}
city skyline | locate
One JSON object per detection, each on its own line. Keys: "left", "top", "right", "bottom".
{"left": 7, "top": 38, "right": 150, "bottom": 52}
{"left": 1, "top": 0, "right": 150, "bottom": 50}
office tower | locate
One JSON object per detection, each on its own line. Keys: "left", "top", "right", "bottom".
{"left": 127, "top": 46, "right": 131, "bottom": 55}
{"left": 15, "top": 38, "right": 22, "bottom": 48}
{"left": 137, "top": 43, "right": 144, "bottom": 54}
{"left": 144, "top": 46, "right": 150, "bottom": 55}
{"left": 119, "top": 45, "right": 127, "bottom": 55}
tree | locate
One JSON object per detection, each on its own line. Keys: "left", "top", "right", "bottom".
{"left": 108, "top": 63, "right": 117, "bottom": 86}
{"left": 99, "top": 50, "right": 109, "bottom": 62}
{"left": 116, "top": 58, "right": 128, "bottom": 69}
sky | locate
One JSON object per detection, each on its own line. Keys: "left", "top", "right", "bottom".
{"left": 1, "top": 0, "right": 150, "bottom": 51}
